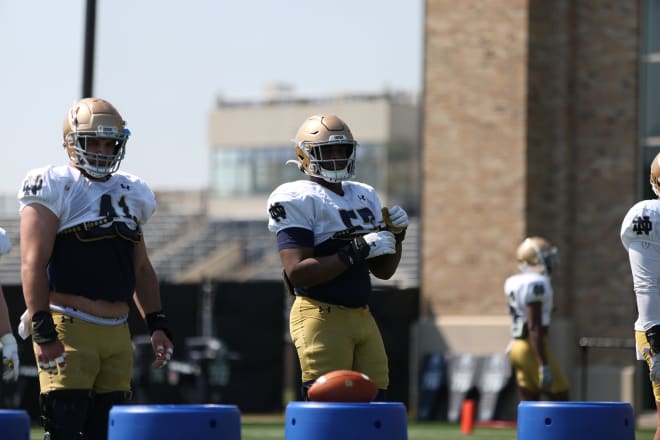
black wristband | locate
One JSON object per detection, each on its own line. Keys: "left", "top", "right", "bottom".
{"left": 32, "top": 311, "right": 58, "bottom": 345}
{"left": 145, "top": 311, "right": 173, "bottom": 341}
{"left": 337, "top": 236, "right": 370, "bottom": 266}
{"left": 395, "top": 229, "right": 406, "bottom": 243}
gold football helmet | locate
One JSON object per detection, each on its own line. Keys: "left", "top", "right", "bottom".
{"left": 651, "top": 152, "right": 660, "bottom": 197}
{"left": 516, "top": 236, "right": 558, "bottom": 275}
{"left": 290, "top": 114, "right": 358, "bottom": 183}
{"left": 63, "top": 97, "right": 130, "bottom": 179}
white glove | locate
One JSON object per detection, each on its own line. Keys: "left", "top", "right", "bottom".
{"left": 650, "top": 353, "right": 660, "bottom": 383}
{"left": 0, "top": 333, "right": 19, "bottom": 382}
{"left": 539, "top": 364, "right": 552, "bottom": 390}
{"left": 362, "top": 231, "right": 396, "bottom": 259}
{"left": 382, "top": 206, "right": 408, "bottom": 233}
{"left": 0, "top": 227, "right": 11, "bottom": 255}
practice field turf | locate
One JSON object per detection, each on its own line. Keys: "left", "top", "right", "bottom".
{"left": 28, "top": 420, "right": 658, "bottom": 440}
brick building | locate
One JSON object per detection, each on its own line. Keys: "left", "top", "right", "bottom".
{"left": 416, "top": 0, "right": 658, "bottom": 411}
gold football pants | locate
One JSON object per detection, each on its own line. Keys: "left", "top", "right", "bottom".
{"left": 35, "top": 311, "right": 133, "bottom": 393}
{"left": 635, "top": 330, "right": 660, "bottom": 401}
{"left": 289, "top": 296, "right": 389, "bottom": 389}
{"left": 508, "top": 336, "right": 569, "bottom": 394}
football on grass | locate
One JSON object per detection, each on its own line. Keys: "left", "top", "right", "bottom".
{"left": 307, "top": 370, "right": 378, "bottom": 402}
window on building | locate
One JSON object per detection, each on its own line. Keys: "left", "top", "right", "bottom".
{"left": 210, "top": 143, "right": 384, "bottom": 197}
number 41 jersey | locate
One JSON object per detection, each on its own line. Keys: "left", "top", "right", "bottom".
{"left": 17, "top": 164, "right": 156, "bottom": 302}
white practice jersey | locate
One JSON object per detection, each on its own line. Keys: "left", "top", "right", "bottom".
{"left": 18, "top": 164, "right": 156, "bottom": 232}
{"left": 620, "top": 199, "right": 660, "bottom": 332}
{"left": 267, "top": 180, "right": 384, "bottom": 241}
{"left": 17, "top": 164, "right": 156, "bottom": 302}
{"left": 267, "top": 179, "right": 385, "bottom": 307}
{"left": 504, "top": 270, "right": 553, "bottom": 339}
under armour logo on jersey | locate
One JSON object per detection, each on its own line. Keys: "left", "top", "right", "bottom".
{"left": 632, "top": 215, "right": 653, "bottom": 235}
{"left": 22, "top": 175, "right": 44, "bottom": 195}
{"left": 268, "top": 202, "right": 286, "bottom": 222}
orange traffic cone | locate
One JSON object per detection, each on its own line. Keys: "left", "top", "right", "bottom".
{"left": 460, "top": 399, "right": 476, "bottom": 435}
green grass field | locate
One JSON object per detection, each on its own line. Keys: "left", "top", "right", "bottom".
{"left": 28, "top": 419, "right": 657, "bottom": 440}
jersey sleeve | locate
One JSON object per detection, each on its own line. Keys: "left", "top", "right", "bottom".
{"left": 267, "top": 185, "right": 314, "bottom": 234}
{"left": 17, "top": 166, "right": 67, "bottom": 218}
{"left": 133, "top": 179, "right": 157, "bottom": 225}
{"left": 522, "top": 277, "right": 550, "bottom": 305}
{"left": 621, "top": 201, "right": 660, "bottom": 250}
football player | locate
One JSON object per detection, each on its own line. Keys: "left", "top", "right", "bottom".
{"left": 0, "top": 227, "right": 19, "bottom": 382}
{"left": 267, "top": 114, "right": 408, "bottom": 401}
{"left": 18, "top": 98, "right": 173, "bottom": 440}
{"left": 621, "top": 152, "right": 660, "bottom": 440}
{"left": 504, "top": 236, "right": 569, "bottom": 401}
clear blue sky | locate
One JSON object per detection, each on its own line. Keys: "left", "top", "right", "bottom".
{"left": 0, "top": 1, "right": 423, "bottom": 194}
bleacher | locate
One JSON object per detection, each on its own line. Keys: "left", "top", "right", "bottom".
{"left": 0, "top": 213, "right": 419, "bottom": 288}
{"left": 147, "top": 219, "right": 275, "bottom": 283}
{"left": 0, "top": 216, "right": 21, "bottom": 285}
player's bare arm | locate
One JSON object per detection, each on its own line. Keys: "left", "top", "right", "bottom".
{"left": 279, "top": 247, "right": 349, "bottom": 289}
{"left": 20, "top": 204, "right": 58, "bottom": 315}
{"left": 133, "top": 238, "right": 162, "bottom": 314}
{"left": 526, "top": 301, "right": 548, "bottom": 366}
{"left": 19, "top": 203, "right": 65, "bottom": 369}
{"left": 132, "top": 238, "right": 173, "bottom": 369}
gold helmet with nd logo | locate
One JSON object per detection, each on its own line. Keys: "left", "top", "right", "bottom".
{"left": 63, "top": 98, "right": 131, "bottom": 179}
{"left": 290, "top": 114, "right": 358, "bottom": 183}
{"left": 516, "top": 237, "right": 558, "bottom": 275}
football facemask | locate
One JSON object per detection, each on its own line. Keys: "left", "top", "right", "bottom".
{"left": 63, "top": 98, "right": 130, "bottom": 179}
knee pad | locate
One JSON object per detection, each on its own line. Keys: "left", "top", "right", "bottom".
{"left": 83, "top": 391, "right": 131, "bottom": 440}
{"left": 40, "top": 389, "right": 91, "bottom": 440}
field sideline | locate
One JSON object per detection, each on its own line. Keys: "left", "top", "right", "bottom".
{"left": 28, "top": 419, "right": 657, "bottom": 440}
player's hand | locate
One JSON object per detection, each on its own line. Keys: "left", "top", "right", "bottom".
{"left": 382, "top": 206, "right": 408, "bottom": 233}
{"left": 539, "top": 364, "right": 553, "bottom": 389}
{"left": 151, "top": 330, "right": 174, "bottom": 369}
{"left": 650, "top": 353, "right": 660, "bottom": 383}
{"left": 362, "top": 231, "right": 396, "bottom": 259}
{"left": 35, "top": 339, "right": 66, "bottom": 375}
{"left": 0, "top": 333, "right": 19, "bottom": 381}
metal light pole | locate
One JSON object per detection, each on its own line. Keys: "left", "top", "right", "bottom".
{"left": 82, "top": 0, "right": 97, "bottom": 98}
